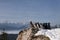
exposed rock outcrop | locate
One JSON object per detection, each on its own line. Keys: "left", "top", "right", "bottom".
{"left": 31, "top": 35, "right": 50, "bottom": 40}
{"left": 16, "top": 21, "right": 50, "bottom": 40}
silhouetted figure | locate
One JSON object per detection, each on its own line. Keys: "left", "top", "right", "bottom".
{"left": 43, "top": 23, "right": 51, "bottom": 29}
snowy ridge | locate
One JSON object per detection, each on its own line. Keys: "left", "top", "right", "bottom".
{"left": 35, "top": 28, "right": 60, "bottom": 40}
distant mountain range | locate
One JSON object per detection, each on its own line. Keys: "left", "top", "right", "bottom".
{"left": 0, "top": 22, "right": 60, "bottom": 30}
{"left": 0, "top": 23, "right": 29, "bottom": 30}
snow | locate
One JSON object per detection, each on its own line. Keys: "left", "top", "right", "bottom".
{"left": 35, "top": 28, "right": 60, "bottom": 40}
{"left": 0, "top": 30, "right": 20, "bottom": 34}
{"left": 5, "top": 30, "right": 20, "bottom": 34}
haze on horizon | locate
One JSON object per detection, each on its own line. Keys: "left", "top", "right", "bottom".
{"left": 0, "top": 0, "right": 60, "bottom": 25}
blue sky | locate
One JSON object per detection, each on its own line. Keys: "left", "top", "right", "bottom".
{"left": 0, "top": 0, "right": 60, "bottom": 25}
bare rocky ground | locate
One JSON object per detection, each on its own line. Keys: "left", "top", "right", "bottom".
{"left": 31, "top": 35, "right": 50, "bottom": 40}
{"left": 16, "top": 21, "right": 50, "bottom": 40}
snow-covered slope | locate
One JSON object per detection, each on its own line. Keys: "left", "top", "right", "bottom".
{"left": 35, "top": 28, "right": 60, "bottom": 40}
